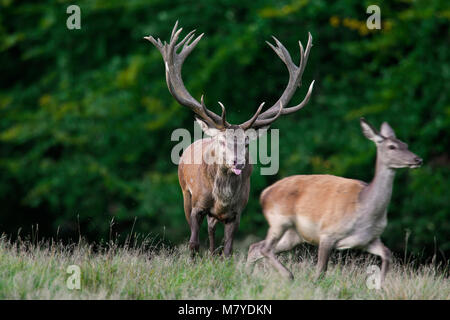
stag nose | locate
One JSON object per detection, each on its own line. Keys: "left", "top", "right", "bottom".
{"left": 233, "top": 160, "right": 245, "bottom": 170}
{"left": 415, "top": 157, "right": 423, "bottom": 165}
{"left": 235, "top": 163, "right": 245, "bottom": 170}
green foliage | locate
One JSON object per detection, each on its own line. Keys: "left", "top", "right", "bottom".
{"left": 0, "top": 0, "right": 449, "bottom": 255}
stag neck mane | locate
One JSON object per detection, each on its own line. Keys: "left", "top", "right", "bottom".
{"left": 203, "top": 142, "right": 250, "bottom": 206}
{"left": 211, "top": 165, "right": 243, "bottom": 205}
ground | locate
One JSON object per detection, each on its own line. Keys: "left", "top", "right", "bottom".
{"left": 0, "top": 236, "right": 448, "bottom": 299}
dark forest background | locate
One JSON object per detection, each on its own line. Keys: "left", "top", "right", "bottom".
{"left": 0, "top": 0, "right": 448, "bottom": 258}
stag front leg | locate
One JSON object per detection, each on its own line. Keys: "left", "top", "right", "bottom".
{"left": 223, "top": 217, "right": 240, "bottom": 257}
{"left": 189, "top": 207, "right": 205, "bottom": 256}
{"left": 207, "top": 215, "right": 219, "bottom": 255}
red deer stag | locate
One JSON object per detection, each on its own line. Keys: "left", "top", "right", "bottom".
{"left": 247, "top": 118, "right": 422, "bottom": 284}
{"left": 145, "top": 22, "right": 315, "bottom": 257}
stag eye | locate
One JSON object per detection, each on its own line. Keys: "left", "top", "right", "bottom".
{"left": 388, "top": 145, "right": 396, "bottom": 150}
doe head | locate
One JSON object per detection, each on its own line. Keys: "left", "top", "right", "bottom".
{"left": 360, "top": 118, "right": 423, "bottom": 169}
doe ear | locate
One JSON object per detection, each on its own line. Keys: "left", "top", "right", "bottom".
{"left": 360, "top": 118, "right": 384, "bottom": 143}
{"left": 380, "top": 121, "right": 396, "bottom": 138}
{"left": 195, "top": 118, "right": 221, "bottom": 137}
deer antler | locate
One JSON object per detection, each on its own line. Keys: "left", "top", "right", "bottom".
{"left": 239, "top": 34, "right": 315, "bottom": 129}
{"left": 145, "top": 21, "right": 228, "bottom": 129}
{"left": 146, "top": 22, "right": 314, "bottom": 131}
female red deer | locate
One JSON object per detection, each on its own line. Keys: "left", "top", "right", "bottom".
{"left": 145, "top": 22, "right": 315, "bottom": 256}
{"left": 247, "top": 118, "right": 422, "bottom": 284}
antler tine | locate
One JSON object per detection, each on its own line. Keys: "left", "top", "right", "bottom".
{"left": 167, "top": 27, "right": 183, "bottom": 64}
{"left": 251, "top": 102, "right": 284, "bottom": 129}
{"left": 218, "top": 102, "right": 228, "bottom": 128}
{"left": 239, "top": 102, "right": 266, "bottom": 130}
{"left": 271, "top": 36, "right": 295, "bottom": 69}
{"left": 298, "top": 40, "right": 304, "bottom": 79}
{"left": 170, "top": 20, "right": 179, "bottom": 41}
{"left": 300, "top": 32, "right": 312, "bottom": 74}
{"left": 265, "top": 41, "right": 283, "bottom": 63}
{"left": 176, "top": 29, "right": 196, "bottom": 51}
{"left": 179, "top": 33, "right": 204, "bottom": 63}
{"left": 279, "top": 80, "right": 315, "bottom": 115}
{"left": 144, "top": 35, "right": 163, "bottom": 54}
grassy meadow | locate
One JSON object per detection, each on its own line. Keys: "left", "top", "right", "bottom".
{"left": 0, "top": 235, "right": 448, "bottom": 300}
{"left": 1, "top": 1, "right": 448, "bottom": 301}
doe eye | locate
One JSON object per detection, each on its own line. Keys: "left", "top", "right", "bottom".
{"left": 388, "top": 145, "right": 396, "bottom": 150}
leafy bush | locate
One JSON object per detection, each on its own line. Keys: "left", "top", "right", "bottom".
{"left": 0, "top": 0, "right": 448, "bottom": 255}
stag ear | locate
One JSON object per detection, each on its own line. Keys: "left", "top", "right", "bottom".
{"left": 360, "top": 118, "right": 384, "bottom": 143}
{"left": 196, "top": 118, "right": 221, "bottom": 137}
{"left": 380, "top": 122, "right": 396, "bottom": 138}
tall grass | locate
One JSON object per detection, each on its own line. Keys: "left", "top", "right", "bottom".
{"left": 0, "top": 235, "right": 448, "bottom": 300}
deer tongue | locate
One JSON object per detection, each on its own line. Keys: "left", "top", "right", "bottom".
{"left": 231, "top": 168, "right": 242, "bottom": 175}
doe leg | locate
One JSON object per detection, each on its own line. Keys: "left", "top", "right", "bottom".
{"left": 274, "top": 229, "right": 302, "bottom": 253}
{"left": 366, "top": 238, "right": 392, "bottom": 287}
{"left": 315, "top": 237, "right": 335, "bottom": 281}
{"left": 247, "top": 229, "right": 301, "bottom": 267}
{"left": 246, "top": 240, "right": 266, "bottom": 267}
{"left": 261, "top": 226, "right": 294, "bottom": 280}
